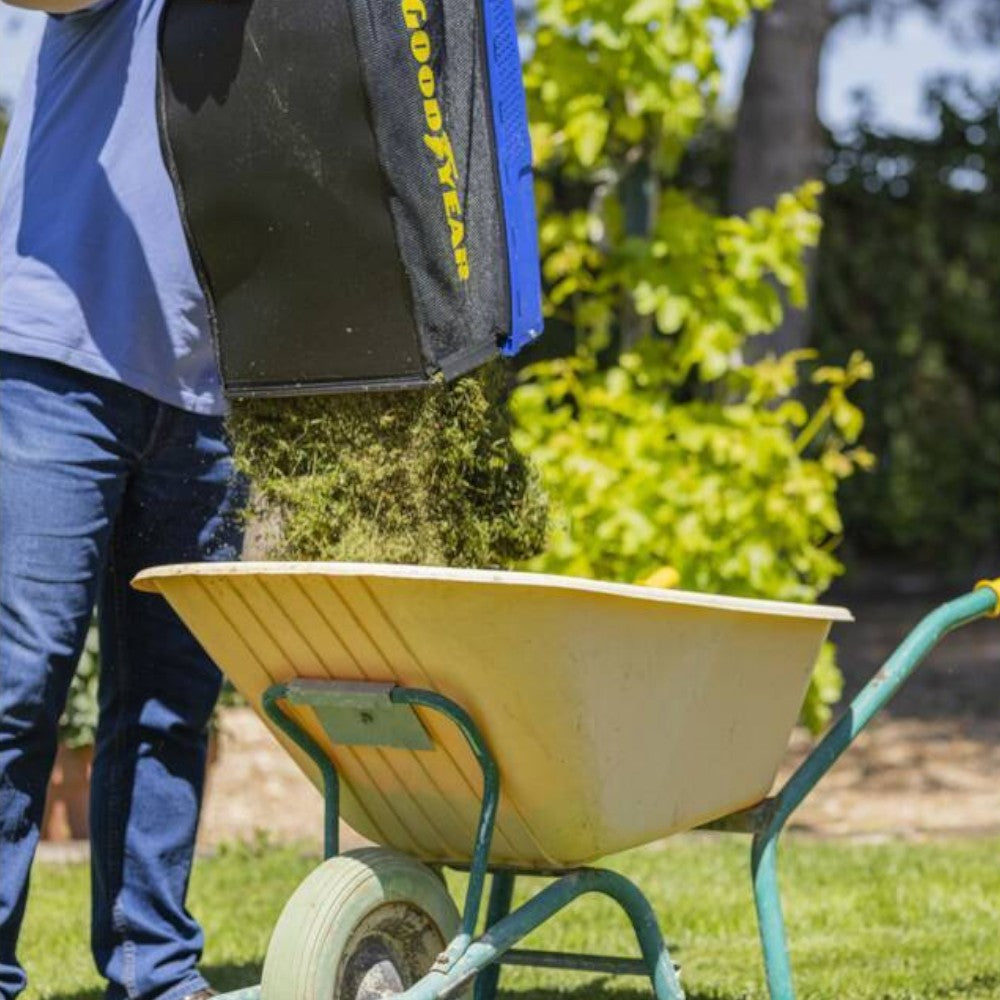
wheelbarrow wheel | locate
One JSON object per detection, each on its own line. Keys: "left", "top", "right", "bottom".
{"left": 261, "top": 847, "right": 462, "bottom": 1000}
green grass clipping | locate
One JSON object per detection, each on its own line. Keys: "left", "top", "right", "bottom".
{"left": 228, "top": 362, "right": 549, "bottom": 568}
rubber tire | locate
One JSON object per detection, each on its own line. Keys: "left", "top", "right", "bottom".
{"left": 261, "top": 847, "right": 462, "bottom": 1000}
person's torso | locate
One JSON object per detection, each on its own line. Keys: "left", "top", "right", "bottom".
{"left": 0, "top": 0, "right": 224, "bottom": 415}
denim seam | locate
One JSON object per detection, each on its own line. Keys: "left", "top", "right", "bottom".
{"left": 107, "top": 526, "right": 139, "bottom": 1000}
{"left": 136, "top": 402, "right": 168, "bottom": 464}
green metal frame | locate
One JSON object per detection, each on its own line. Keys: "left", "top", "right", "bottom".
{"left": 261, "top": 685, "right": 341, "bottom": 858}
{"left": 702, "top": 585, "right": 999, "bottom": 999}
{"left": 261, "top": 680, "right": 682, "bottom": 999}
{"left": 221, "top": 583, "right": 998, "bottom": 1000}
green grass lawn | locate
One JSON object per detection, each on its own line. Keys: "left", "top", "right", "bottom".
{"left": 18, "top": 834, "right": 1000, "bottom": 1000}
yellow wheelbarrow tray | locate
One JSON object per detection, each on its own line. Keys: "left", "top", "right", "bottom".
{"left": 133, "top": 563, "right": 1000, "bottom": 1000}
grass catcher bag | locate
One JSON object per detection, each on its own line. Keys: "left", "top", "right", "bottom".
{"left": 157, "top": 0, "right": 543, "bottom": 397}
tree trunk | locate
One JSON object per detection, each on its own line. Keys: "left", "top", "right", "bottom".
{"left": 729, "top": 0, "right": 832, "bottom": 359}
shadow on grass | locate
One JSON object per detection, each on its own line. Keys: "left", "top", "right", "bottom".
{"left": 41, "top": 964, "right": 263, "bottom": 1000}
{"left": 38, "top": 978, "right": 1000, "bottom": 1000}
{"left": 499, "top": 970, "right": 1000, "bottom": 1000}
{"left": 204, "top": 962, "right": 264, "bottom": 992}
{"left": 38, "top": 972, "right": 743, "bottom": 1000}
{"left": 37, "top": 960, "right": 1000, "bottom": 1000}
{"left": 496, "top": 987, "right": 739, "bottom": 1000}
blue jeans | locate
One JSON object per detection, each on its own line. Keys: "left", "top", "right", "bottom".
{"left": 0, "top": 352, "right": 245, "bottom": 1000}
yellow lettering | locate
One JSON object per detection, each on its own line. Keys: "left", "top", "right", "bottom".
{"left": 437, "top": 157, "right": 457, "bottom": 190}
{"left": 442, "top": 189, "right": 461, "bottom": 219}
{"left": 424, "top": 98, "right": 442, "bottom": 132}
{"left": 401, "top": 0, "right": 426, "bottom": 30}
{"left": 410, "top": 30, "right": 431, "bottom": 63}
{"left": 424, "top": 133, "right": 458, "bottom": 189}
{"left": 402, "top": 1, "right": 470, "bottom": 281}
{"left": 423, "top": 132, "right": 458, "bottom": 191}
{"left": 423, "top": 133, "right": 446, "bottom": 159}
{"left": 447, "top": 215, "right": 465, "bottom": 249}
{"left": 417, "top": 64, "right": 435, "bottom": 99}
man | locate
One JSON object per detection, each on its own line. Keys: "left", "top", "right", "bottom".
{"left": 0, "top": 0, "right": 243, "bottom": 994}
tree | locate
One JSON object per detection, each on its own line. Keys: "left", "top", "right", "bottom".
{"left": 813, "top": 80, "right": 1000, "bottom": 570}
{"left": 729, "top": 0, "right": 831, "bottom": 358}
{"left": 730, "top": 0, "right": 999, "bottom": 357}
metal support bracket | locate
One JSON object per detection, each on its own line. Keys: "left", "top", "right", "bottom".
{"left": 699, "top": 799, "right": 776, "bottom": 835}
{"left": 283, "top": 679, "right": 433, "bottom": 750}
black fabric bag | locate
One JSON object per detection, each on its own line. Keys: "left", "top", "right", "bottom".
{"left": 158, "top": 0, "right": 543, "bottom": 397}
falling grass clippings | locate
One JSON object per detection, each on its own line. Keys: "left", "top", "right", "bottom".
{"left": 228, "top": 362, "right": 549, "bottom": 568}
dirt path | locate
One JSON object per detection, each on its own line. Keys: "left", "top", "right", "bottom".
{"left": 778, "top": 716, "right": 1000, "bottom": 838}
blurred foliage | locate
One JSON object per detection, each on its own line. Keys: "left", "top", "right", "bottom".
{"left": 831, "top": 0, "right": 1000, "bottom": 46}
{"left": 514, "top": 0, "right": 873, "bottom": 731}
{"left": 813, "top": 80, "right": 1000, "bottom": 569}
{"left": 665, "top": 76, "right": 1000, "bottom": 571}
{"left": 59, "top": 622, "right": 99, "bottom": 750}
{"left": 514, "top": 349, "right": 873, "bottom": 597}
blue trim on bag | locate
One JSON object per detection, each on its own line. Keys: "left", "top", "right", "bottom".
{"left": 480, "top": 0, "right": 544, "bottom": 356}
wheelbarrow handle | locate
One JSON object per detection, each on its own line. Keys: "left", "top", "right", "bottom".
{"left": 772, "top": 578, "right": 998, "bottom": 827}
{"left": 750, "top": 579, "right": 998, "bottom": 1000}
{"left": 975, "top": 576, "right": 1000, "bottom": 617}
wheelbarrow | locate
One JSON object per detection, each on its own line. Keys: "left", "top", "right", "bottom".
{"left": 133, "top": 563, "right": 1000, "bottom": 1000}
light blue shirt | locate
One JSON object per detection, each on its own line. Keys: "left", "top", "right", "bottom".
{"left": 0, "top": 0, "right": 224, "bottom": 415}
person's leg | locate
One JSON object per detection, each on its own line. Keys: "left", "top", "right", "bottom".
{"left": 90, "top": 403, "right": 245, "bottom": 1000}
{"left": 0, "top": 353, "right": 141, "bottom": 999}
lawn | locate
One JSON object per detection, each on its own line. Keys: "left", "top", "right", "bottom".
{"left": 18, "top": 834, "right": 1000, "bottom": 1000}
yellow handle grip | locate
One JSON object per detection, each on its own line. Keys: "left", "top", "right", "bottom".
{"left": 974, "top": 578, "right": 1000, "bottom": 618}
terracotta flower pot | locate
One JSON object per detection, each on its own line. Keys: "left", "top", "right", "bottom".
{"left": 42, "top": 743, "right": 93, "bottom": 842}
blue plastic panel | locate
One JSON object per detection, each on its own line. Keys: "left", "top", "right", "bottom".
{"left": 480, "top": 0, "right": 545, "bottom": 355}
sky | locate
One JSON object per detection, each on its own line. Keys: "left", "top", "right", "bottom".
{"left": 1, "top": 3, "right": 999, "bottom": 135}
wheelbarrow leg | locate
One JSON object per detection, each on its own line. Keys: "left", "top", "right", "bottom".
{"left": 397, "top": 867, "right": 683, "bottom": 1000}
{"left": 740, "top": 582, "right": 1000, "bottom": 999}
{"left": 751, "top": 832, "right": 794, "bottom": 1000}
{"left": 474, "top": 871, "right": 516, "bottom": 1000}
